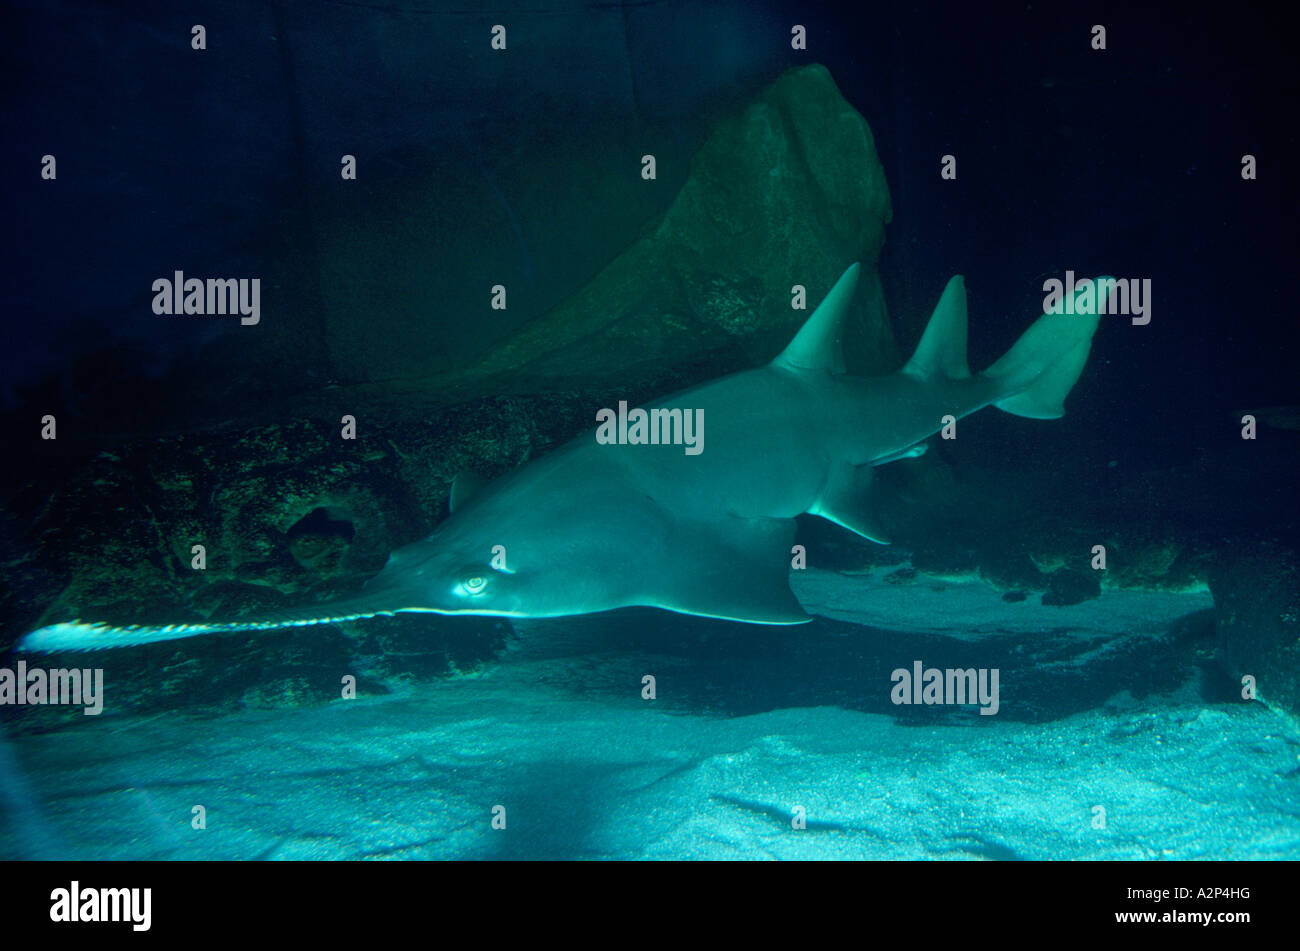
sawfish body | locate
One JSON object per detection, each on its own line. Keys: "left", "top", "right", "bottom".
{"left": 19, "top": 264, "right": 1103, "bottom": 652}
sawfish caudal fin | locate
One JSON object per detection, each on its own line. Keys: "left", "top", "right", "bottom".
{"left": 982, "top": 275, "right": 1110, "bottom": 419}
{"left": 772, "top": 262, "right": 860, "bottom": 373}
{"left": 16, "top": 595, "right": 410, "bottom": 653}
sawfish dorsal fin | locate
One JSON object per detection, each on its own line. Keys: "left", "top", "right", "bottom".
{"left": 902, "top": 275, "right": 971, "bottom": 380}
{"left": 772, "top": 262, "right": 860, "bottom": 373}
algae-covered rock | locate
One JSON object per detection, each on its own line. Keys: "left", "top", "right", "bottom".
{"left": 1101, "top": 531, "right": 1207, "bottom": 591}
{"left": 980, "top": 543, "right": 1046, "bottom": 593}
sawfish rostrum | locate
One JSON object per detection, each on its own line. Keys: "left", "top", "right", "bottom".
{"left": 20, "top": 264, "right": 1104, "bottom": 652}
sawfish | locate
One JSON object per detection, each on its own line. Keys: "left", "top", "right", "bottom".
{"left": 19, "top": 263, "right": 1104, "bottom": 652}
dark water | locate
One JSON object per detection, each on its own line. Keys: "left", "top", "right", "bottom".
{"left": 0, "top": 1, "right": 1297, "bottom": 863}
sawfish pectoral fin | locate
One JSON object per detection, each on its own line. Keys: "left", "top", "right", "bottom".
{"left": 808, "top": 462, "right": 891, "bottom": 544}
{"left": 645, "top": 515, "right": 811, "bottom": 625}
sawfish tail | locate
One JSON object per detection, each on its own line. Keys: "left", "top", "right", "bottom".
{"left": 16, "top": 596, "right": 404, "bottom": 654}
{"left": 900, "top": 272, "right": 1103, "bottom": 420}
{"left": 981, "top": 275, "right": 1110, "bottom": 419}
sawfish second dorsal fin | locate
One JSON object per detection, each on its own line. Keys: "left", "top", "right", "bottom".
{"left": 902, "top": 275, "right": 971, "bottom": 380}
{"left": 772, "top": 262, "right": 861, "bottom": 373}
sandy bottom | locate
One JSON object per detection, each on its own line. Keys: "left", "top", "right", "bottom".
{"left": 3, "top": 570, "right": 1297, "bottom": 860}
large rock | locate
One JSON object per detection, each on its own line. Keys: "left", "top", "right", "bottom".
{"left": 436, "top": 63, "right": 896, "bottom": 399}
{"left": 1211, "top": 541, "right": 1300, "bottom": 716}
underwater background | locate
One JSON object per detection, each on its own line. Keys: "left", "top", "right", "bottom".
{"left": 1, "top": 0, "right": 1297, "bottom": 860}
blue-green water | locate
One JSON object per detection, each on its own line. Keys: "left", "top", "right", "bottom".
{"left": 2, "top": 1, "right": 1297, "bottom": 863}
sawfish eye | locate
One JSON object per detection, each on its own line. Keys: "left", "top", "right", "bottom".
{"left": 463, "top": 576, "right": 487, "bottom": 594}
